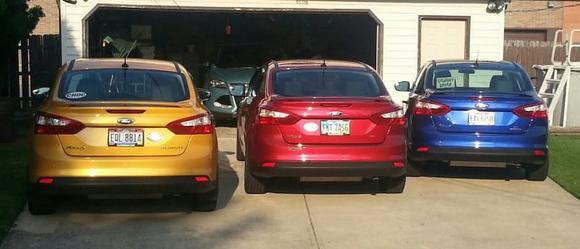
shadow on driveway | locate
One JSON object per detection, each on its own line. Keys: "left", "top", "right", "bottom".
{"left": 266, "top": 178, "right": 389, "bottom": 195}
{"left": 418, "top": 163, "right": 526, "bottom": 180}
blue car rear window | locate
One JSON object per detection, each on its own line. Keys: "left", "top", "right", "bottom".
{"left": 58, "top": 69, "right": 189, "bottom": 102}
{"left": 426, "top": 67, "right": 533, "bottom": 93}
{"left": 273, "top": 69, "right": 386, "bottom": 97}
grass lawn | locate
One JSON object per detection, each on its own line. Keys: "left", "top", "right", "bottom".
{"left": 549, "top": 135, "right": 580, "bottom": 199}
{"left": 0, "top": 144, "right": 29, "bottom": 242}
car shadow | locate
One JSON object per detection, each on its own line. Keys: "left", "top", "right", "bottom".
{"left": 54, "top": 151, "right": 239, "bottom": 214}
{"left": 215, "top": 119, "right": 236, "bottom": 128}
{"left": 267, "top": 178, "right": 387, "bottom": 195}
{"left": 418, "top": 163, "right": 526, "bottom": 180}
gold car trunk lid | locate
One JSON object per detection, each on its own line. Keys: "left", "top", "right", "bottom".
{"left": 54, "top": 105, "right": 198, "bottom": 157}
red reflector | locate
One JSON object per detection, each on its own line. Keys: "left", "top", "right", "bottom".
{"left": 533, "top": 150, "right": 546, "bottom": 156}
{"left": 261, "top": 162, "right": 276, "bottom": 168}
{"left": 416, "top": 147, "right": 429, "bottom": 152}
{"left": 393, "top": 161, "right": 405, "bottom": 168}
{"left": 38, "top": 178, "right": 54, "bottom": 184}
{"left": 194, "top": 176, "right": 209, "bottom": 182}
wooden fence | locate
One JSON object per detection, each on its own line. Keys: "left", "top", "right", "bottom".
{"left": 504, "top": 40, "right": 580, "bottom": 86}
{"left": 19, "top": 35, "right": 62, "bottom": 100}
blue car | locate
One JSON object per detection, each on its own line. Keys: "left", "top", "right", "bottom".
{"left": 395, "top": 60, "right": 548, "bottom": 181}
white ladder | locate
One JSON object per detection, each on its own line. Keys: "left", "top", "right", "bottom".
{"left": 536, "top": 29, "right": 580, "bottom": 126}
{"left": 538, "top": 65, "right": 570, "bottom": 126}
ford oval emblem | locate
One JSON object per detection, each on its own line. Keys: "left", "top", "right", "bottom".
{"left": 117, "top": 118, "right": 134, "bottom": 125}
{"left": 475, "top": 103, "right": 489, "bottom": 110}
{"left": 328, "top": 111, "right": 343, "bottom": 117}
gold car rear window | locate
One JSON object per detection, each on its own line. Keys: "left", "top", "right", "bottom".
{"left": 58, "top": 69, "right": 190, "bottom": 102}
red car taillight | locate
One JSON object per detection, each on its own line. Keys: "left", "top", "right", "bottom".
{"left": 35, "top": 112, "right": 85, "bottom": 134}
{"left": 513, "top": 102, "right": 548, "bottom": 119}
{"left": 371, "top": 109, "right": 406, "bottom": 125}
{"left": 167, "top": 113, "right": 214, "bottom": 134}
{"left": 257, "top": 109, "right": 299, "bottom": 125}
{"left": 414, "top": 99, "right": 450, "bottom": 116}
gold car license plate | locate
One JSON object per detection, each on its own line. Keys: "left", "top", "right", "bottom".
{"left": 320, "top": 120, "right": 351, "bottom": 136}
{"left": 108, "top": 128, "right": 144, "bottom": 147}
{"left": 468, "top": 111, "right": 495, "bottom": 126}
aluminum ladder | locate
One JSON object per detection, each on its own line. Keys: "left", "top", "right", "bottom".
{"left": 537, "top": 29, "right": 580, "bottom": 126}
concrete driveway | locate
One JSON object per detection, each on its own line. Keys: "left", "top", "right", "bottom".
{"left": 2, "top": 127, "right": 580, "bottom": 249}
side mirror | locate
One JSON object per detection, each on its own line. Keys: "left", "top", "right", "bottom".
{"left": 394, "top": 81, "right": 411, "bottom": 92}
{"left": 32, "top": 87, "right": 50, "bottom": 97}
{"left": 197, "top": 88, "right": 211, "bottom": 101}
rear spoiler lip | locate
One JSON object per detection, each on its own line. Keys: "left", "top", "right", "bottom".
{"left": 52, "top": 101, "right": 191, "bottom": 108}
{"left": 426, "top": 90, "right": 535, "bottom": 98}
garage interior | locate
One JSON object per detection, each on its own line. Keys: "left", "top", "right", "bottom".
{"left": 86, "top": 8, "right": 380, "bottom": 85}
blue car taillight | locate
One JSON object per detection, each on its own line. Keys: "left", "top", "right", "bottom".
{"left": 414, "top": 99, "right": 450, "bottom": 116}
{"left": 513, "top": 102, "right": 548, "bottom": 119}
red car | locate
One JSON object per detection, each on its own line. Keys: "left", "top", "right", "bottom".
{"left": 237, "top": 60, "right": 406, "bottom": 194}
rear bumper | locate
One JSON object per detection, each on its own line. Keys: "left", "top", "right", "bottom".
{"left": 409, "top": 147, "right": 547, "bottom": 165}
{"left": 29, "top": 176, "right": 217, "bottom": 196}
{"left": 30, "top": 135, "right": 218, "bottom": 182}
{"left": 250, "top": 162, "right": 405, "bottom": 178}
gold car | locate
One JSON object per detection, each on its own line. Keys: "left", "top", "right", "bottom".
{"left": 29, "top": 58, "right": 218, "bottom": 214}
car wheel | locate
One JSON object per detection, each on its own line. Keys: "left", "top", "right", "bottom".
{"left": 244, "top": 161, "right": 267, "bottom": 194}
{"left": 28, "top": 193, "right": 55, "bottom": 215}
{"left": 525, "top": 158, "right": 549, "bottom": 181}
{"left": 191, "top": 169, "right": 219, "bottom": 212}
{"left": 379, "top": 176, "right": 406, "bottom": 194}
{"left": 236, "top": 136, "right": 245, "bottom": 161}
{"left": 406, "top": 159, "right": 423, "bottom": 177}
{"left": 192, "top": 187, "right": 219, "bottom": 212}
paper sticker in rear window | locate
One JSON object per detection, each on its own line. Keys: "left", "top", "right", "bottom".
{"left": 436, "top": 77, "right": 456, "bottom": 89}
{"left": 65, "top": 92, "right": 87, "bottom": 99}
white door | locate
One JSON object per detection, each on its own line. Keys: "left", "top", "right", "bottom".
{"left": 419, "top": 17, "right": 469, "bottom": 66}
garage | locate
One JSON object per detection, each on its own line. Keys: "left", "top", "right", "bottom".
{"left": 85, "top": 8, "right": 380, "bottom": 85}
{"left": 60, "top": 0, "right": 506, "bottom": 103}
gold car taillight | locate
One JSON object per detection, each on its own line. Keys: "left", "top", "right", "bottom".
{"left": 35, "top": 112, "right": 85, "bottom": 134}
{"left": 166, "top": 113, "right": 214, "bottom": 134}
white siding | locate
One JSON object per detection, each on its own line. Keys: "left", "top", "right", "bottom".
{"left": 60, "top": 0, "right": 505, "bottom": 103}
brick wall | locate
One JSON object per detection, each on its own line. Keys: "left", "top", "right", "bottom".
{"left": 30, "top": 0, "right": 59, "bottom": 35}
{"left": 505, "top": 0, "right": 563, "bottom": 29}
{"left": 563, "top": 3, "right": 580, "bottom": 41}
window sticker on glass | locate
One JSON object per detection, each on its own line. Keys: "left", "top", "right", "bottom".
{"left": 65, "top": 92, "right": 87, "bottom": 99}
{"left": 436, "top": 77, "right": 456, "bottom": 89}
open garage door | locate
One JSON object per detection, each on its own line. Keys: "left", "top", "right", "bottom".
{"left": 86, "top": 8, "right": 380, "bottom": 85}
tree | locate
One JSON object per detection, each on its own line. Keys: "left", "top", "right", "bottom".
{"left": 0, "top": 0, "right": 44, "bottom": 97}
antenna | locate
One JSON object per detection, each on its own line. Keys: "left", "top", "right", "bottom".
{"left": 474, "top": 50, "right": 480, "bottom": 67}
{"left": 320, "top": 46, "right": 327, "bottom": 68}
{"left": 122, "top": 40, "right": 138, "bottom": 68}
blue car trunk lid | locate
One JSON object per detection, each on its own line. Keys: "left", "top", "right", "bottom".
{"left": 427, "top": 93, "right": 536, "bottom": 134}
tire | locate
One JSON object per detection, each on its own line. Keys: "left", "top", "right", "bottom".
{"left": 236, "top": 136, "right": 245, "bottom": 161}
{"left": 192, "top": 168, "right": 219, "bottom": 212}
{"left": 244, "top": 162, "right": 267, "bottom": 194}
{"left": 525, "top": 158, "right": 549, "bottom": 181}
{"left": 192, "top": 187, "right": 219, "bottom": 212}
{"left": 406, "top": 159, "right": 423, "bottom": 177}
{"left": 379, "top": 176, "right": 406, "bottom": 194}
{"left": 28, "top": 194, "right": 55, "bottom": 215}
